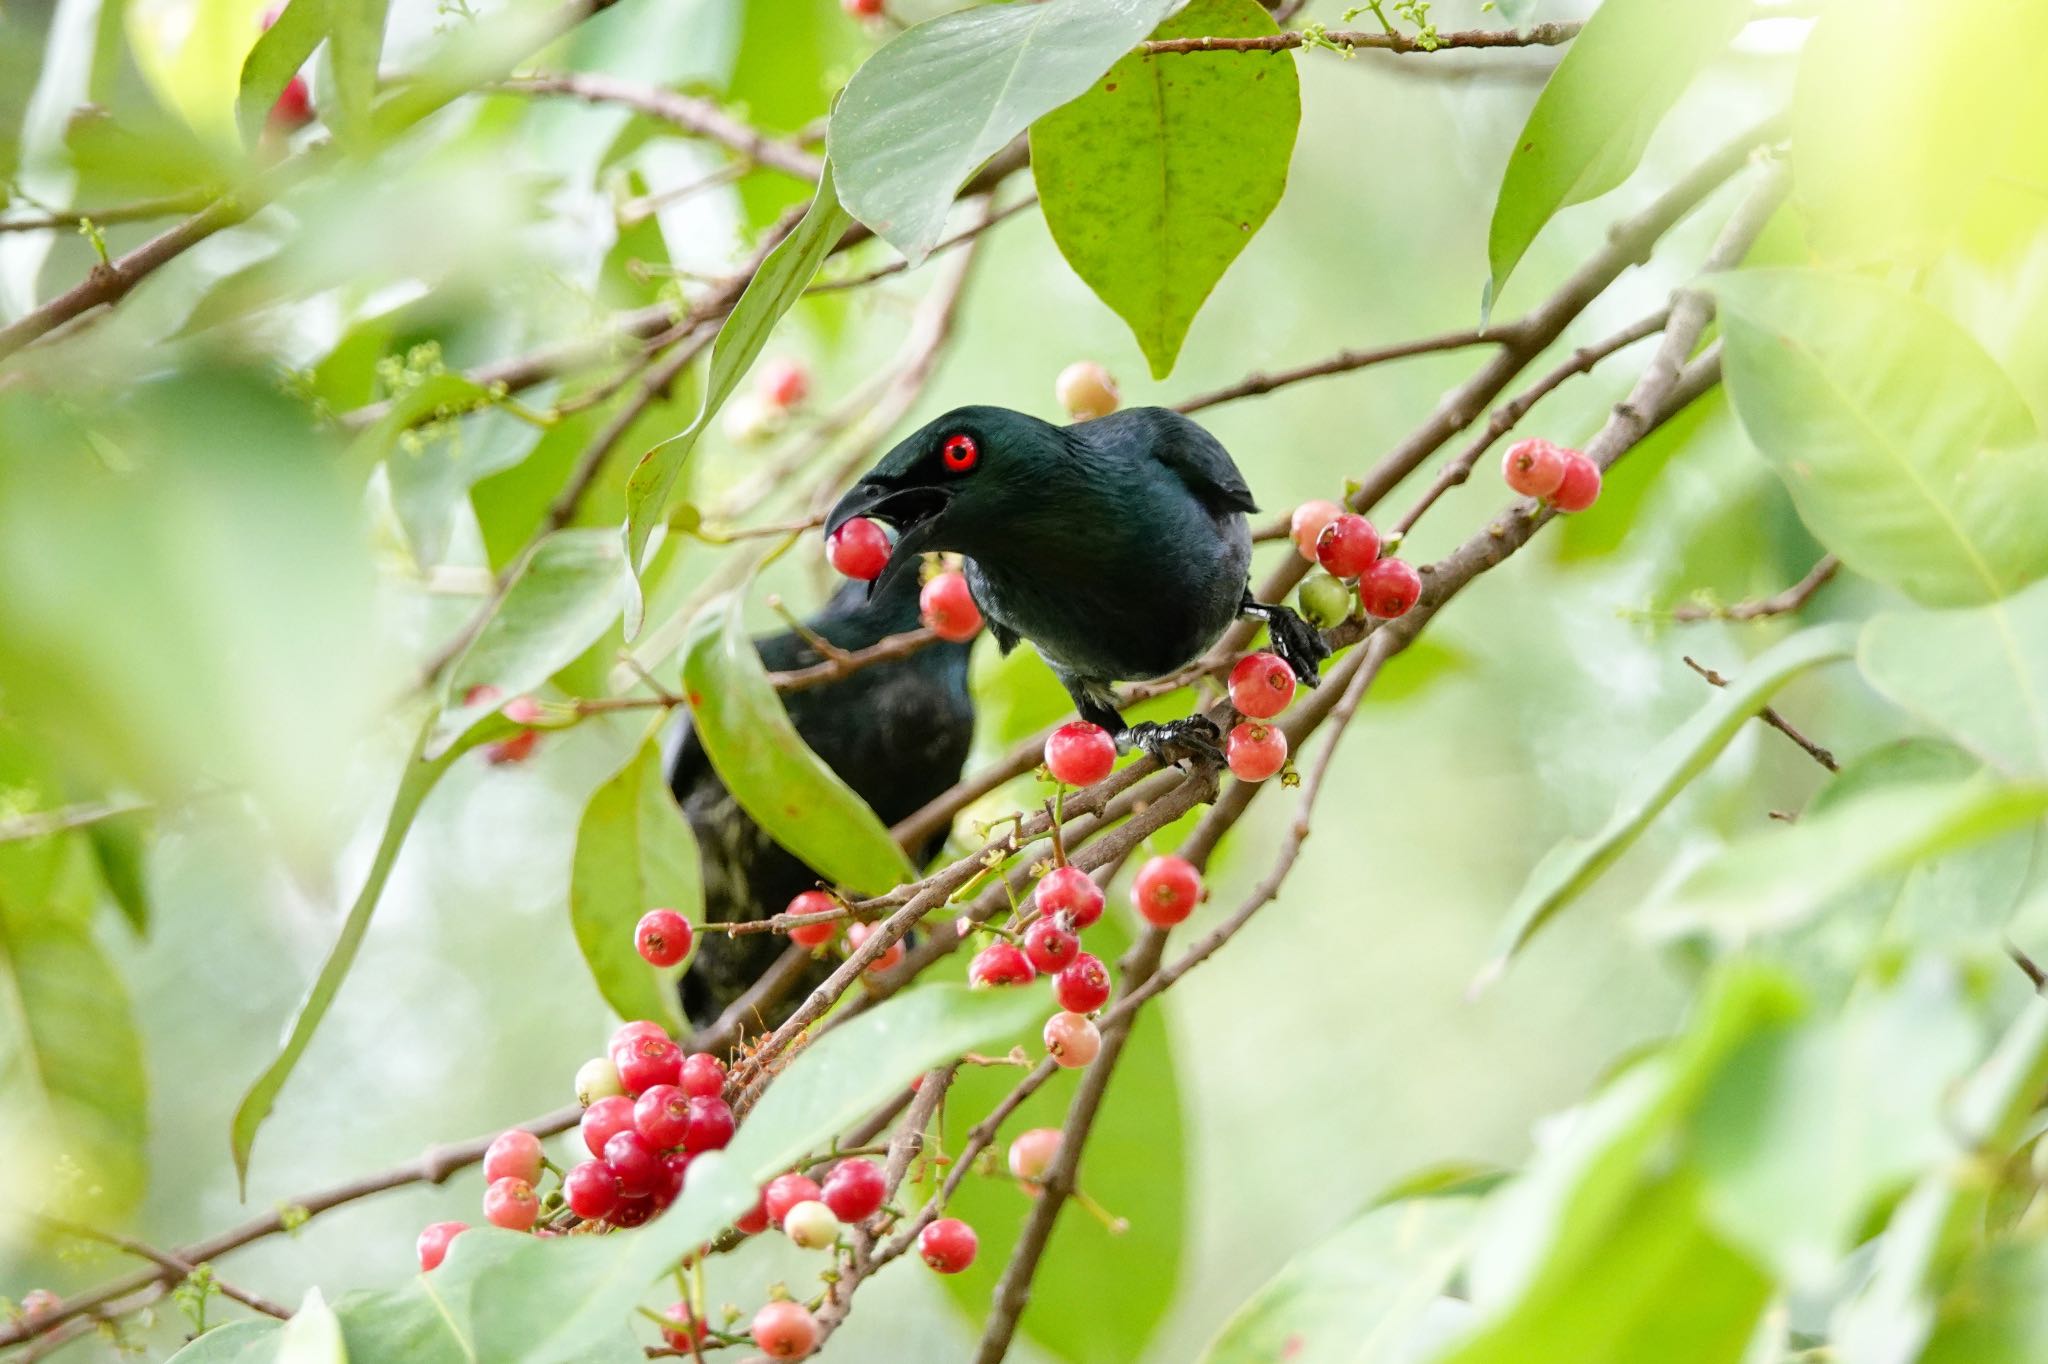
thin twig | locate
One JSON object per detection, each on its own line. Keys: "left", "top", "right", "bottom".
{"left": 1669, "top": 554, "right": 1840, "bottom": 621}
{"left": 36, "top": 1218, "right": 293, "bottom": 1321}
{"left": 495, "top": 74, "right": 822, "bottom": 181}
{"left": 1683, "top": 656, "right": 1839, "bottom": 772}
{"left": 0, "top": 799, "right": 149, "bottom": 844}
{"left": 1174, "top": 325, "right": 1500, "bottom": 414}
{"left": 1138, "top": 21, "right": 1583, "bottom": 56}
{"left": 0, "top": 192, "right": 214, "bottom": 234}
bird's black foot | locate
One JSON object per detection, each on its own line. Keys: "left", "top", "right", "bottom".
{"left": 1240, "top": 594, "right": 1331, "bottom": 687}
{"left": 1121, "top": 715, "right": 1225, "bottom": 768}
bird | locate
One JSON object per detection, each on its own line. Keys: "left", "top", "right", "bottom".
{"left": 825, "top": 405, "right": 1329, "bottom": 764}
{"left": 668, "top": 570, "right": 975, "bottom": 1028}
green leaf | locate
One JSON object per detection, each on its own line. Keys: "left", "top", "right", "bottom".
{"left": 1921, "top": 1234, "right": 2048, "bottom": 1364}
{"left": 83, "top": 808, "right": 152, "bottom": 936}
{"left": 277, "top": 1288, "right": 346, "bottom": 1364}
{"left": 621, "top": 165, "right": 851, "bottom": 631}
{"left": 1485, "top": 0, "right": 1746, "bottom": 296}
{"left": 164, "top": 1320, "right": 284, "bottom": 1363}
{"left": 570, "top": 737, "right": 698, "bottom": 1031}
{"left": 1200, "top": 1195, "right": 1482, "bottom": 1364}
{"left": 1483, "top": 623, "right": 1858, "bottom": 977}
{"left": 1642, "top": 776, "right": 2048, "bottom": 947}
{"left": 324, "top": 0, "right": 391, "bottom": 148}
{"left": 1860, "top": 580, "right": 2048, "bottom": 778}
{"left": 828, "top": 0, "right": 1178, "bottom": 262}
{"left": 678, "top": 592, "right": 914, "bottom": 894}
{"left": 1711, "top": 268, "right": 2048, "bottom": 607}
{"left": 432, "top": 529, "right": 627, "bottom": 757}
{"left": 236, "top": 0, "right": 325, "bottom": 146}
{"left": 1029, "top": 0, "right": 1298, "bottom": 378}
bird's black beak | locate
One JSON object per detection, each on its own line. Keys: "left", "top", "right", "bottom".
{"left": 826, "top": 478, "right": 952, "bottom": 598}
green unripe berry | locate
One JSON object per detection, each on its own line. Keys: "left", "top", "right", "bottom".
{"left": 1297, "top": 573, "right": 1351, "bottom": 629}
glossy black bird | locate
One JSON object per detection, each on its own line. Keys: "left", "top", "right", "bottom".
{"left": 668, "top": 571, "right": 974, "bottom": 1028}
{"left": 826, "top": 405, "right": 1329, "bottom": 764}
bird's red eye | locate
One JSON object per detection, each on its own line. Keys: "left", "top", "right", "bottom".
{"left": 941, "top": 433, "right": 978, "bottom": 472}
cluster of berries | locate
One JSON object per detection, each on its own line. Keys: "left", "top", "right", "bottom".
{"left": 824, "top": 523, "right": 984, "bottom": 644}
{"left": 1501, "top": 437, "right": 1601, "bottom": 510}
{"left": 1287, "top": 502, "right": 1423, "bottom": 624}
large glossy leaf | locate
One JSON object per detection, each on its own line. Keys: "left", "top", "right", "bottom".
{"left": 165, "top": 1320, "right": 284, "bottom": 1363}
{"left": 829, "top": 0, "right": 1178, "bottom": 261}
{"left": 570, "top": 736, "right": 697, "bottom": 1031}
{"left": 83, "top": 807, "right": 153, "bottom": 937}
{"left": 236, "top": 0, "right": 325, "bottom": 145}
{"left": 679, "top": 592, "right": 914, "bottom": 894}
{"left": 1860, "top": 580, "right": 2048, "bottom": 778}
{"left": 621, "top": 166, "right": 851, "bottom": 631}
{"left": 1711, "top": 269, "right": 2048, "bottom": 606}
{"left": 1482, "top": 624, "right": 1857, "bottom": 979}
{"left": 1200, "top": 1194, "right": 1481, "bottom": 1364}
{"left": 1030, "top": 0, "right": 1298, "bottom": 378}
{"left": 276, "top": 1289, "right": 345, "bottom": 1364}
{"left": 1485, "top": 0, "right": 1746, "bottom": 297}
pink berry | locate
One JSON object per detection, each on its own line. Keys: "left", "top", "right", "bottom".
{"left": 603, "top": 1129, "right": 663, "bottom": 1198}
{"left": 1360, "top": 558, "right": 1422, "bottom": 619}
{"left": 485, "top": 728, "right": 539, "bottom": 765}
{"left": 1290, "top": 500, "right": 1344, "bottom": 562}
{"left": 1055, "top": 360, "right": 1120, "bottom": 420}
{"left": 735, "top": 1189, "right": 771, "bottom": 1236}
{"left": 764, "top": 1173, "right": 823, "bottom": 1228}
{"left": 1044, "top": 721, "right": 1116, "bottom": 787}
{"left": 1315, "top": 514, "right": 1381, "bottom": 580}
{"left": 786, "top": 890, "right": 840, "bottom": 948}
{"left": 634, "top": 1085, "right": 691, "bottom": 1149}
{"left": 1008, "top": 1128, "right": 1061, "bottom": 1181}
{"left": 822, "top": 1158, "right": 887, "bottom": 1222}
{"left": 919, "top": 1218, "right": 979, "bottom": 1273}
{"left": 634, "top": 908, "right": 692, "bottom": 968}
{"left": 757, "top": 356, "right": 809, "bottom": 409}
{"left": 752, "top": 1300, "right": 820, "bottom": 1359}
{"left": 1035, "top": 865, "right": 1104, "bottom": 928}
{"left": 482, "top": 1128, "right": 544, "bottom": 1186}
{"left": 416, "top": 1221, "right": 466, "bottom": 1272}
{"left": 1023, "top": 917, "right": 1080, "bottom": 973}
{"left": 1053, "top": 953, "right": 1113, "bottom": 1013}
{"left": 580, "top": 1095, "right": 636, "bottom": 1158}
{"left": 483, "top": 1176, "right": 538, "bottom": 1232}
{"left": 659, "top": 1301, "right": 706, "bottom": 1352}
{"left": 920, "top": 570, "right": 983, "bottom": 642}
{"left": 1043, "top": 1011, "right": 1101, "bottom": 1068}
{"left": 679, "top": 1051, "right": 724, "bottom": 1098}
{"left": 501, "top": 695, "right": 546, "bottom": 725}
{"left": 969, "top": 941, "right": 1036, "bottom": 988}
{"left": 1502, "top": 437, "right": 1568, "bottom": 497}
{"left": 268, "top": 75, "right": 314, "bottom": 131}
{"left": 1131, "top": 855, "right": 1203, "bottom": 927}
{"left": 618, "top": 1035, "right": 682, "bottom": 1094}
{"left": 564, "top": 1160, "right": 620, "bottom": 1220}
{"left": 1228, "top": 651, "right": 1296, "bottom": 718}
{"left": 1551, "top": 452, "right": 1601, "bottom": 512}
{"left": 782, "top": 1199, "right": 840, "bottom": 1249}
{"left": 846, "top": 921, "right": 904, "bottom": 973}
{"left": 17, "top": 1290, "right": 58, "bottom": 1322}
{"left": 683, "top": 1095, "right": 735, "bottom": 1153}
{"left": 827, "top": 517, "right": 891, "bottom": 581}
{"left": 1226, "top": 721, "right": 1289, "bottom": 782}
{"left": 842, "top": 0, "right": 883, "bottom": 15}
{"left": 607, "top": 1021, "right": 668, "bottom": 1067}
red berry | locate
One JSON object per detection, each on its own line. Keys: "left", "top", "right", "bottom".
{"left": 1008, "top": 1128, "right": 1061, "bottom": 1181}
{"left": 757, "top": 357, "right": 809, "bottom": 409}
{"left": 483, "top": 1176, "right": 538, "bottom": 1232}
{"left": 679, "top": 1051, "right": 724, "bottom": 1098}
{"left": 1290, "top": 500, "right": 1344, "bottom": 562}
{"left": 634, "top": 1085, "right": 691, "bottom": 1149}
{"left": 564, "top": 1160, "right": 621, "bottom": 1220}
{"left": 841, "top": 0, "right": 883, "bottom": 16}
{"left": 735, "top": 1189, "right": 771, "bottom": 1236}
{"left": 969, "top": 941, "right": 1036, "bottom": 988}
{"left": 485, "top": 728, "right": 539, "bottom": 765}
{"left": 1360, "top": 558, "right": 1422, "bottom": 619}
{"left": 659, "top": 1301, "right": 706, "bottom": 1352}
{"left": 581, "top": 1095, "right": 636, "bottom": 1158}
{"left": 1043, "top": 1011, "right": 1101, "bottom": 1068}
{"left": 751, "top": 1300, "right": 819, "bottom": 1359}
{"left": 1053, "top": 953, "right": 1113, "bottom": 1013}
{"left": 603, "top": 1129, "right": 663, "bottom": 1198}
{"left": 782, "top": 1199, "right": 839, "bottom": 1249}
{"left": 786, "top": 889, "right": 839, "bottom": 948}
{"left": 1044, "top": 721, "right": 1116, "bottom": 787}
{"left": 919, "top": 1218, "right": 979, "bottom": 1274}
{"left": 827, "top": 517, "right": 891, "bottom": 581}
{"left": 1501, "top": 437, "right": 1568, "bottom": 497}
{"left": 634, "top": 908, "right": 692, "bottom": 968}
{"left": 845, "top": 921, "right": 904, "bottom": 973}
{"left": 607, "top": 1195, "right": 656, "bottom": 1228}
{"left": 1226, "top": 721, "right": 1289, "bottom": 782}
{"left": 1023, "top": 918, "right": 1079, "bottom": 973}
{"left": 821, "top": 1158, "right": 887, "bottom": 1222}
{"left": 608, "top": 1021, "right": 668, "bottom": 1067}
{"left": 1228, "top": 651, "right": 1296, "bottom": 718}
{"left": 1315, "top": 514, "right": 1381, "bottom": 580}
{"left": 1132, "top": 855, "right": 1203, "bottom": 926}
{"left": 683, "top": 1095, "right": 735, "bottom": 1153}
{"left": 1551, "top": 452, "right": 1601, "bottom": 512}
{"left": 618, "top": 1035, "right": 682, "bottom": 1094}
{"left": 416, "top": 1221, "right": 466, "bottom": 1272}
{"left": 268, "top": 74, "right": 314, "bottom": 131}
{"left": 764, "top": 1173, "right": 823, "bottom": 1228}
{"left": 920, "top": 570, "right": 983, "bottom": 642}
{"left": 1035, "top": 865, "right": 1104, "bottom": 928}
{"left": 483, "top": 1128, "right": 544, "bottom": 1186}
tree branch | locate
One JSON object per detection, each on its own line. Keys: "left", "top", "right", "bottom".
{"left": 496, "top": 74, "right": 823, "bottom": 181}
{"left": 1139, "top": 21, "right": 1583, "bottom": 56}
{"left": 1669, "top": 554, "right": 1840, "bottom": 621}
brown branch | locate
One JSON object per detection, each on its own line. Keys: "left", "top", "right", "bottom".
{"left": 1173, "top": 325, "right": 1500, "bottom": 414}
{"left": 0, "top": 193, "right": 214, "bottom": 234}
{"left": 496, "top": 74, "right": 823, "bottom": 181}
{"left": 806, "top": 196, "right": 1039, "bottom": 296}
{"left": 1669, "top": 554, "right": 1840, "bottom": 621}
{"left": 1682, "top": 655, "right": 1839, "bottom": 772}
{"left": 35, "top": 1218, "right": 292, "bottom": 1321}
{"left": 1139, "top": 21, "right": 1583, "bottom": 56}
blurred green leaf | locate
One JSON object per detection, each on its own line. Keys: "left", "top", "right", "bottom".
{"left": 570, "top": 735, "right": 697, "bottom": 1031}
{"left": 597, "top": 172, "right": 671, "bottom": 309}
{"left": 1860, "top": 580, "right": 2048, "bottom": 778}
{"left": 164, "top": 1320, "right": 284, "bottom": 1363}
{"left": 725, "top": 0, "right": 865, "bottom": 227}
{"left": 276, "top": 1288, "right": 346, "bottom": 1364}
{"left": 1921, "top": 1234, "right": 2048, "bottom": 1364}
{"left": 236, "top": 0, "right": 325, "bottom": 146}
{"left": 324, "top": 0, "right": 390, "bottom": 148}
{"left": 1030, "top": 0, "right": 1298, "bottom": 378}
{"left": 1200, "top": 1194, "right": 1481, "bottom": 1364}
{"left": 828, "top": 0, "right": 1177, "bottom": 262}
{"left": 622, "top": 164, "right": 850, "bottom": 630}
{"left": 679, "top": 590, "right": 914, "bottom": 894}
{"left": 83, "top": 807, "right": 153, "bottom": 936}
{"left": 1485, "top": 0, "right": 1745, "bottom": 299}
{"left": 1712, "top": 268, "right": 2048, "bottom": 607}
{"left": 1484, "top": 623, "right": 1857, "bottom": 976}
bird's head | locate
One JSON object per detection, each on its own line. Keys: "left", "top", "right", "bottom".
{"left": 825, "top": 405, "right": 1064, "bottom": 596}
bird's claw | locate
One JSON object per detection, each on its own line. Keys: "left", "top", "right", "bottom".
{"left": 1123, "top": 716, "right": 1225, "bottom": 768}
{"left": 1259, "top": 604, "right": 1332, "bottom": 688}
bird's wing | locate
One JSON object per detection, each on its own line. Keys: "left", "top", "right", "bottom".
{"left": 1145, "top": 411, "right": 1259, "bottom": 515}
